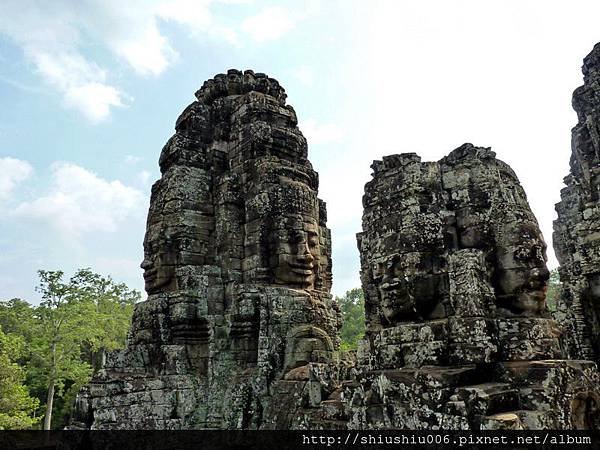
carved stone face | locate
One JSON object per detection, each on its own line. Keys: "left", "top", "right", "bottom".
{"left": 494, "top": 220, "right": 549, "bottom": 314}
{"left": 140, "top": 234, "right": 178, "bottom": 295}
{"left": 375, "top": 256, "right": 414, "bottom": 322}
{"left": 375, "top": 252, "right": 442, "bottom": 323}
{"left": 271, "top": 217, "right": 320, "bottom": 289}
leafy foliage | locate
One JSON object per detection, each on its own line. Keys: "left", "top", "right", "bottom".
{"left": 0, "top": 326, "right": 40, "bottom": 429}
{"left": 336, "top": 288, "right": 365, "bottom": 351}
{"left": 546, "top": 268, "right": 561, "bottom": 312}
{"left": 0, "top": 268, "right": 138, "bottom": 429}
{"left": 69, "top": 268, "right": 139, "bottom": 371}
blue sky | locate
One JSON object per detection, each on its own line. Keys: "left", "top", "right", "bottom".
{"left": 1, "top": 0, "right": 600, "bottom": 303}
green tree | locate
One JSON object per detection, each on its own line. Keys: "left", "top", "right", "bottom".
{"left": 32, "top": 270, "right": 96, "bottom": 430}
{"left": 0, "top": 326, "right": 40, "bottom": 429}
{"left": 337, "top": 288, "right": 366, "bottom": 351}
{"left": 0, "top": 298, "right": 35, "bottom": 339}
{"left": 546, "top": 268, "right": 561, "bottom": 312}
{"left": 54, "top": 268, "right": 138, "bottom": 426}
{"left": 0, "top": 269, "right": 138, "bottom": 429}
{"left": 31, "top": 269, "right": 139, "bottom": 429}
{"left": 69, "top": 268, "right": 139, "bottom": 371}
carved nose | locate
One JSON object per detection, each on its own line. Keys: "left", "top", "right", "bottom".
{"left": 299, "top": 242, "right": 314, "bottom": 263}
{"left": 140, "top": 258, "right": 152, "bottom": 270}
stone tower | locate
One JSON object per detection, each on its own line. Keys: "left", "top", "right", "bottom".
{"left": 70, "top": 70, "right": 340, "bottom": 429}
{"left": 350, "top": 144, "right": 600, "bottom": 429}
{"left": 554, "top": 43, "right": 600, "bottom": 363}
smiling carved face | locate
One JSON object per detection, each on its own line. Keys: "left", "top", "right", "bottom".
{"left": 139, "top": 219, "right": 204, "bottom": 295}
{"left": 140, "top": 235, "right": 178, "bottom": 295}
{"left": 494, "top": 220, "right": 550, "bottom": 315}
{"left": 374, "top": 251, "right": 444, "bottom": 324}
{"left": 271, "top": 217, "right": 320, "bottom": 289}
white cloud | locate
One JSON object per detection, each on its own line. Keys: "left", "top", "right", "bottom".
{"left": 40, "top": 0, "right": 206, "bottom": 78}
{"left": 64, "top": 81, "right": 126, "bottom": 123}
{"left": 137, "top": 170, "right": 152, "bottom": 185}
{"left": 125, "top": 155, "right": 142, "bottom": 164}
{"left": 0, "top": 0, "right": 240, "bottom": 120}
{"left": 82, "top": 0, "right": 184, "bottom": 76}
{"left": 154, "top": 0, "right": 241, "bottom": 46}
{"left": 242, "top": 6, "right": 296, "bottom": 42}
{"left": 293, "top": 66, "right": 316, "bottom": 86}
{"left": 111, "top": 27, "right": 177, "bottom": 77}
{"left": 0, "top": 157, "right": 33, "bottom": 200}
{"left": 0, "top": 2, "right": 127, "bottom": 122}
{"left": 31, "top": 52, "right": 126, "bottom": 122}
{"left": 13, "top": 162, "right": 145, "bottom": 237}
{"left": 300, "top": 119, "right": 344, "bottom": 145}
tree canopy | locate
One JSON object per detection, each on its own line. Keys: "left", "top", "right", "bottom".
{"left": 0, "top": 268, "right": 138, "bottom": 429}
{"left": 0, "top": 326, "right": 40, "bottom": 430}
{"left": 546, "top": 268, "right": 561, "bottom": 312}
{"left": 337, "top": 288, "right": 366, "bottom": 351}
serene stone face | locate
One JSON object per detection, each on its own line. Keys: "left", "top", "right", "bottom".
{"left": 140, "top": 233, "right": 178, "bottom": 294}
{"left": 494, "top": 219, "right": 549, "bottom": 315}
{"left": 360, "top": 145, "right": 552, "bottom": 330}
{"left": 374, "top": 252, "right": 443, "bottom": 323}
{"left": 140, "top": 215, "right": 207, "bottom": 295}
{"left": 271, "top": 217, "right": 320, "bottom": 289}
{"left": 375, "top": 255, "right": 413, "bottom": 322}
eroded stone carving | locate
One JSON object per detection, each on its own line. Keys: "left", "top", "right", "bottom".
{"left": 261, "top": 144, "right": 600, "bottom": 431}
{"left": 359, "top": 146, "right": 551, "bottom": 329}
{"left": 338, "top": 144, "right": 599, "bottom": 430}
{"left": 70, "top": 70, "right": 340, "bottom": 430}
{"left": 70, "top": 44, "right": 600, "bottom": 431}
{"left": 554, "top": 42, "right": 600, "bottom": 362}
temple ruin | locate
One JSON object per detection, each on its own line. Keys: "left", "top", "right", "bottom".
{"left": 348, "top": 145, "right": 600, "bottom": 429}
{"left": 71, "top": 43, "right": 600, "bottom": 430}
{"left": 70, "top": 70, "right": 341, "bottom": 429}
{"left": 555, "top": 42, "right": 600, "bottom": 364}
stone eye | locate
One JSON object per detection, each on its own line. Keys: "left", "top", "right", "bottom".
{"left": 373, "top": 262, "right": 385, "bottom": 279}
{"left": 386, "top": 258, "right": 402, "bottom": 277}
{"left": 290, "top": 230, "right": 303, "bottom": 245}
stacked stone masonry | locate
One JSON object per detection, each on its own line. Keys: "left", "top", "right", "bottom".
{"left": 70, "top": 70, "right": 341, "bottom": 430}
{"left": 72, "top": 44, "right": 600, "bottom": 430}
{"left": 346, "top": 145, "right": 600, "bottom": 430}
{"left": 555, "top": 42, "right": 600, "bottom": 365}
